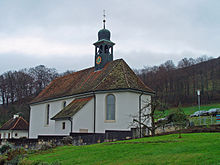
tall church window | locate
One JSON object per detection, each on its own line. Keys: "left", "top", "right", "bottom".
{"left": 62, "top": 122, "right": 66, "bottom": 130}
{"left": 106, "top": 94, "right": 115, "bottom": 121}
{"left": 46, "top": 104, "right": 50, "bottom": 125}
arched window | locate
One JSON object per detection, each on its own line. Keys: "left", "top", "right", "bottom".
{"left": 63, "top": 101, "right": 66, "bottom": 108}
{"left": 46, "top": 104, "right": 50, "bottom": 125}
{"left": 106, "top": 94, "right": 115, "bottom": 121}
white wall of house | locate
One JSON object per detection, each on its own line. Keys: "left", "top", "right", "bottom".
{"left": 29, "top": 98, "right": 74, "bottom": 138}
{"left": 0, "top": 130, "right": 28, "bottom": 139}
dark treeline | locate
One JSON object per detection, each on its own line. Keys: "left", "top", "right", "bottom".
{"left": 0, "top": 56, "right": 219, "bottom": 126}
{"left": 0, "top": 65, "right": 58, "bottom": 105}
{"left": 0, "top": 65, "right": 74, "bottom": 125}
{"left": 136, "top": 56, "right": 220, "bottom": 106}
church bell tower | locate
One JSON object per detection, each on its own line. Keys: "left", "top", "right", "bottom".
{"left": 94, "top": 11, "right": 115, "bottom": 71}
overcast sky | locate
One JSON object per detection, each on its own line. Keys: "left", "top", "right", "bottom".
{"left": 0, "top": 0, "right": 219, "bottom": 74}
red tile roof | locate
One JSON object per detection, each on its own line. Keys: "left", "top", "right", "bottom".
{"left": 31, "top": 59, "right": 154, "bottom": 104}
{"left": 51, "top": 96, "right": 93, "bottom": 120}
{"left": 0, "top": 116, "right": 29, "bottom": 130}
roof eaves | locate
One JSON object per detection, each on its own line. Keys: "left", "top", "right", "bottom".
{"left": 21, "top": 117, "right": 29, "bottom": 125}
{"left": 30, "top": 87, "right": 155, "bottom": 107}
{"left": 51, "top": 96, "right": 93, "bottom": 120}
{"left": 94, "top": 88, "right": 155, "bottom": 95}
{"left": 93, "top": 39, "right": 115, "bottom": 45}
{"left": 10, "top": 117, "right": 21, "bottom": 130}
{"left": 30, "top": 92, "right": 94, "bottom": 106}
{"left": 0, "top": 118, "right": 14, "bottom": 130}
{"left": 51, "top": 117, "right": 70, "bottom": 121}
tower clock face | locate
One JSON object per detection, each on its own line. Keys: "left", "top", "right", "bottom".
{"left": 96, "top": 56, "right": 102, "bottom": 64}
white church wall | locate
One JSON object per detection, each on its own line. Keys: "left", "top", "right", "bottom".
{"left": 72, "top": 98, "right": 94, "bottom": 133}
{"left": 29, "top": 98, "right": 74, "bottom": 138}
{"left": 29, "top": 91, "right": 151, "bottom": 138}
{"left": 95, "top": 91, "right": 151, "bottom": 133}
{"left": 54, "top": 120, "right": 71, "bottom": 135}
{"left": 141, "top": 94, "right": 152, "bottom": 128}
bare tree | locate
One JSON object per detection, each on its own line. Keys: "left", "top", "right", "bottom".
{"left": 162, "top": 60, "right": 176, "bottom": 71}
{"left": 178, "top": 58, "right": 193, "bottom": 68}
{"left": 0, "top": 75, "right": 6, "bottom": 105}
{"left": 29, "top": 65, "right": 58, "bottom": 94}
{"left": 60, "top": 70, "right": 75, "bottom": 77}
{"left": 13, "top": 70, "right": 35, "bottom": 102}
{"left": 131, "top": 98, "right": 167, "bottom": 137}
{"left": 196, "top": 55, "right": 213, "bottom": 63}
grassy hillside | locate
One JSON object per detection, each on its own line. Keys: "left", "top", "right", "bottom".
{"left": 25, "top": 133, "right": 220, "bottom": 165}
{"left": 154, "top": 103, "right": 220, "bottom": 119}
{"left": 169, "top": 103, "right": 220, "bottom": 115}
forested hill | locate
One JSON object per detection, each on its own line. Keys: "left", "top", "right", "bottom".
{"left": 137, "top": 57, "right": 220, "bottom": 106}
{"left": 0, "top": 56, "right": 219, "bottom": 126}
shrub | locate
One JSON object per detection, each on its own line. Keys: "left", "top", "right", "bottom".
{"left": 19, "top": 159, "right": 61, "bottom": 165}
{"left": 0, "top": 143, "right": 13, "bottom": 154}
{"left": 0, "top": 155, "right": 7, "bottom": 165}
{"left": 18, "top": 159, "right": 34, "bottom": 165}
{"left": 38, "top": 142, "right": 53, "bottom": 151}
{"left": 32, "top": 161, "right": 49, "bottom": 165}
{"left": 61, "top": 136, "right": 73, "bottom": 145}
{"left": 7, "top": 155, "right": 23, "bottom": 165}
{"left": 51, "top": 161, "right": 61, "bottom": 165}
{"left": 6, "top": 148, "right": 27, "bottom": 161}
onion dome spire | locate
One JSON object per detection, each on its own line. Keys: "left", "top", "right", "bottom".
{"left": 103, "top": 10, "right": 106, "bottom": 29}
{"left": 98, "top": 10, "right": 111, "bottom": 41}
{"left": 93, "top": 10, "right": 115, "bottom": 71}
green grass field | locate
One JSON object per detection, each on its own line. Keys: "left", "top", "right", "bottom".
{"left": 161, "top": 103, "right": 220, "bottom": 116}
{"left": 178, "top": 103, "right": 220, "bottom": 115}
{"left": 25, "top": 133, "right": 220, "bottom": 165}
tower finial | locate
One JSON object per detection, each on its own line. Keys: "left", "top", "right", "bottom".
{"left": 103, "top": 10, "right": 106, "bottom": 29}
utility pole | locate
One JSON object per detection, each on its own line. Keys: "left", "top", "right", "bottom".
{"left": 197, "top": 90, "right": 200, "bottom": 111}
{"left": 197, "top": 90, "right": 201, "bottom": 125}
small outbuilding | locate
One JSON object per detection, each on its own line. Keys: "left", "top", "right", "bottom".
{"left": 0, "top": 115, "right": 29, "bottom": 139}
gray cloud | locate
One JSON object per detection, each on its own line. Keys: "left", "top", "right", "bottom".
{"left": 0, "top": 0, "right": 219, "bottom": 74}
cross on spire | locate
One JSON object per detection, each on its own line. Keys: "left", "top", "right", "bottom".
{"left": 103, "top": 10, "right": 106, "bottom": 29}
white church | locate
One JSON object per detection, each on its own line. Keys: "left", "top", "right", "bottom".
{"left": 29, "top": 19, "right": 154, "bottom": 139}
